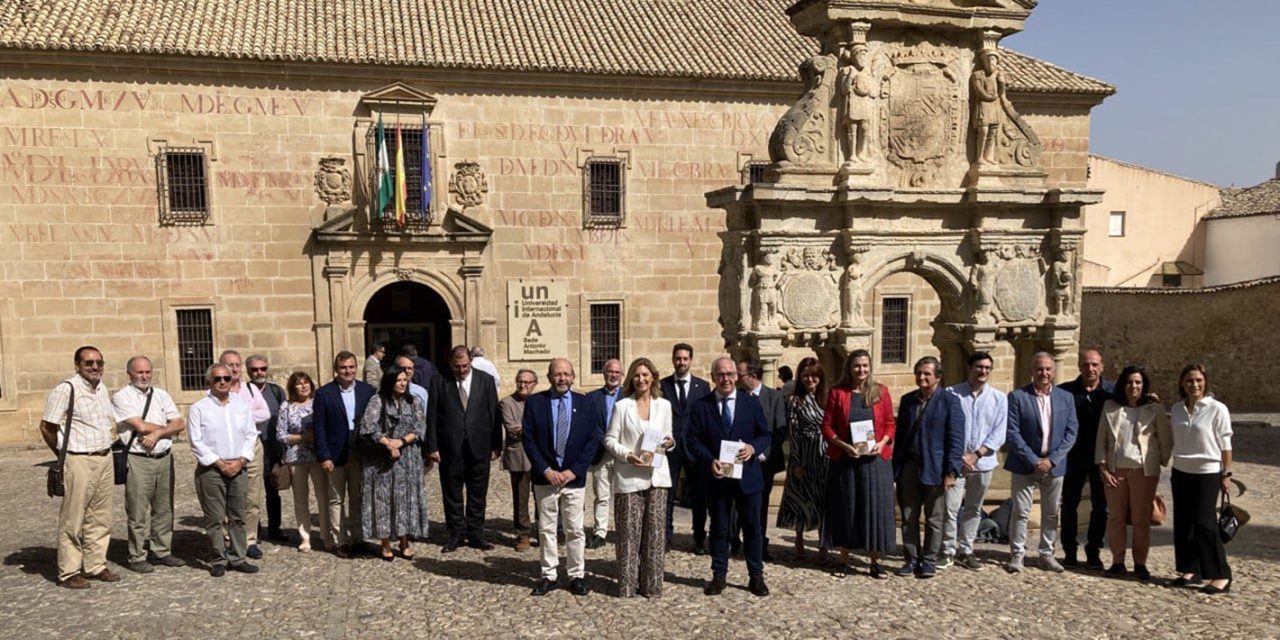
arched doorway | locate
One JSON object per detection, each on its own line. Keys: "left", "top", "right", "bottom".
{"left": 363, "top": 282, "right": 452, "bottom": 366}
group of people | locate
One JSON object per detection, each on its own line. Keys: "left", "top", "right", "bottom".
{"left": 40, "top": 341, "right": 1237, "bottom": 597}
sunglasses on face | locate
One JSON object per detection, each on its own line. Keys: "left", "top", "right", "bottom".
{"left": 249, "top": 367, "right": 268, "bottom": 372}
{"left": 211, "top": 376, "right": 233, "bottom": 383}
{"left": 79, "top": 359, "right": 105, "bottom": 367}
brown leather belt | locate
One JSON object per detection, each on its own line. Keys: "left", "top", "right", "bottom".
{"left": 68, "top": 448, "right": 111, "bottom": 456}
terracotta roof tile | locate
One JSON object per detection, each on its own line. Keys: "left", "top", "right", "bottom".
{"left": 1206, "top": 180, "right": 1280, "bottom": 220}
{"left": 0, "top": 0, "right": 1114, "bottom": 94}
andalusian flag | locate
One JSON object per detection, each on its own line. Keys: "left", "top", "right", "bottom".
{"left": 394, "top": 121, "right": 407, "bottom": 226}
{"left": 375, "top": 115, "right": 392, "bottom": 216}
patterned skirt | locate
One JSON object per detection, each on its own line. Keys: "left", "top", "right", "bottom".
{"left": 776, "top": 430, "right": 828, "bottom": 532}
{"left": 823, "top": 455, "right": 896, "bottom": 553}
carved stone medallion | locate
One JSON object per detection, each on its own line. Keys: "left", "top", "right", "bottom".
{"left": 314, "top": 157, "right": 352, "bottom": 204}
{"left": 993, "top": 258, "right": 1042, "bottom": 322}
{"left": 781, "top": 271, "right": 837, "bottom": 329}
{"left": 450, "top": 161, "right": 488, "bottom": 208}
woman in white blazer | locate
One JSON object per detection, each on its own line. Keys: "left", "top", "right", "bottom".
{"left": 603, "top": 357, "right": 675, "bottom": 598}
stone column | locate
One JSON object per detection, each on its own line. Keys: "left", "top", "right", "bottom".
{"left": 459, "top": 264, "right": 484, "bottom": 348}
{"left": 322, "top": 257, "right": 351, "bottom": 367}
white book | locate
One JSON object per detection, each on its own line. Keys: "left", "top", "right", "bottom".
{"left": 718, "top": 439, "right": 745, "bottom": 479}
{"left": 849, "top": 419, "right": 876, "bottom": 455}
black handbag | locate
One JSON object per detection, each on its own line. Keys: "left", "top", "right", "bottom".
{"left": 1218, "top": 489, "right": 1242, "bottom": 543}
{"left": 111, "top": 388, "right": 153, "bottom": 485}
{"left": 46, "top": 382, "right": 74, "bottom": 498}
{"left": 351, "top": 400, "right": 392, "bottom": 464}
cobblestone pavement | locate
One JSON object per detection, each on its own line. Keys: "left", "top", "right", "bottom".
{"left": 1, "top": 424, "right": 1278, "bottom": 639}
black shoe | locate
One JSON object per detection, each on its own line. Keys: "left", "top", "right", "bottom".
{"left": 917, "top": 562, "right": 937, "bottom": 579}
{"left": 266, "top": 529, "right": 287, "bottom": 543}
{"left": 128, "top": 561, "right": 154, "bottom": 574}
{"left": 896, "top": 559, "right": 918, "bottom": 577}
{"left": 1105, "top": 563, "right": 1126, "bottom": 577}
{"left": 762, "top": 548, "right": 775, "bottom": 563}
{"left": 209, "top": 564, "right": 226, "bottom": 577}
{"left": 1134, "top": 564, "right": 1151, "bottom": 581}
{"left": 569, "top": 577, "right": 589, "bottom": 596}
{"left": 151, "top": 555, "right": 185, "bottom": 568}
{"left": 704, "top": 575, "right": 727, "bottom": 596}
{"left": 229, "top": 562, "right": 259, "bottom": 574}
{"left": 1084, "top": 547, "right": 1105, "bottom": 571}
{"left": 442, "top": 539, "right": 462, "bottom": 553}
{"left": 1201, "top": 578, "right": 1232, "bottom": 595}
{"left": 1061, "top": 552, "right": 1080, "bottom": 568}
{"left": 531, "top": 578, "right": 558, "bottom": 596}
{"left": 693, "top": 542, "right": 707, "bottom": 556}
{"left": 748, "top": 575, "right": 770, "bottom": 597}
{"left": 585, "top": 536, "right": 606, "bottom": 550}
{"left": 246, "top": 545, "right": 263, "bottom": 560}
{"left": 467, "top": 539, "right": 495, "bottom": 551}
{"left": 1171, "top": 575, "right": 1203, "bottom": 588}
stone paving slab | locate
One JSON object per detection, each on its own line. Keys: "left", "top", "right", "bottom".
{"left": 1, "top": 427, "right": 1278, "bottom": 639}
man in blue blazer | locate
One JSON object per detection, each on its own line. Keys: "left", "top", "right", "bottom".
{"left": 685, "top": 356, "right": 772, "bottom": 597}
{"left": 658, "top": 343, "right": 712, "bottom": 552}
{"left": 312, "top": 351, "right": 376, "bottom": 558}
{"left": 522, "top": 358, "right": 603, "bottom": 597}
{"left": 583, "top": 358, "right": 623, "bottom": 549}
{"left": 893, "top": 356, "right": 965, "bottom": 578}
{"left": 1003, "top": 352, "right": 1079, "bottom": 574}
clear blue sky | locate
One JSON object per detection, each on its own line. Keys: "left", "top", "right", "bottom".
{"left": 1005, "top": 0, "right": 1280, "bottom": 187}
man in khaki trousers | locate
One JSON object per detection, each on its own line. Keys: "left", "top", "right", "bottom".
{"left": 39, "top": 346, "right": 121, "bottom": 589}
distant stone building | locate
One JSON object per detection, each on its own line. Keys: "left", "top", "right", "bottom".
{"left": 1204, "top": 169, "right": 1280, "bottom": 286}
{"left": 0, "top": 0, "right": 1113, "bottom": 443}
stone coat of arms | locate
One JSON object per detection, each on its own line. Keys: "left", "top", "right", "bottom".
{"left": 880, "top": 39, "right": 962, "bottom": 187}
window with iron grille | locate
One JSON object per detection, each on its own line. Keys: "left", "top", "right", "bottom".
{"left": 583, "top": 157, "right": 625, "bottom": 226}
{"left": 880, "top": 297, "right": 909, "bottom": 364}
{"left": 1161, "top": 273, "right": 1183, "bottom": 288}
{"left": 176, "top": 309, "right": 214, "bottom": 391}
{"left": 365, "top": 124, "right": 432, "bottom": 231}
{"left": 589, "top": 303, "right": 622, "bottom": 374}
{"left": 746, "top": 161, "right": 770, "bottom": 185}
{"left": 155, "top": 148, "right": 210, "bottom": 225}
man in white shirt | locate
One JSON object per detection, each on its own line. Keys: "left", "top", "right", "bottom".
{"left": 940, "top": 352, "right": 1006, "bottom": 571}
{"left": 470, "top": 346, "right": 502, "bottom": 391}
{"left": 112, "top": 355, "right": 185, "bottom": 574}
{"left": 39, "top": 346, "right": 121, "bottom": 589}
{"left": 219, "top": 350, "right": 270, "bottom": 559}
{"left": 188, "top": 364, "right": 260, "bottom": 576}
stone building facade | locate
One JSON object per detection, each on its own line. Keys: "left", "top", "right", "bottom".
{"left": 0, "top": 0, "right": 1112, "bottom": 443}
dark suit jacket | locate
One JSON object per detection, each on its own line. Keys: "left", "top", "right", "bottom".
{"left": 752, "top": 384, "right": 788, "bottom": 475}
{"left": 411, "top": 356, "right": 438, "bottom": 389}
{"left": 1059, "top": 376, "right": 1116, "bottom": 470}
{"left": 685, "top": 392, "right": 772, "bottom": 496}
{"left": 659, "top": 374, "right": 710, "bottom": 440}
{"left": 312, "top": 380, "right": 376, "bottom": 466}
{"left": 425, "top": 369, "right": 502, "bottom": 462}
{"left": 584, "top": 386, "right": 621, "bottom": 466}
{"left": 522, "top": 390, "right": 603, "bottom": 489}
{"left": 1004, "top": 384, "right": 1079, "bottom": 478}
{"left": 893, "top": 389, "right": 965, "bottom": 486}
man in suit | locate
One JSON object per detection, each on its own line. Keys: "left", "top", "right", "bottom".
{"left": 401, "top": 344, "right": 439, "bottom": 389}
{"left": 1004, "top": 351, "right": 1079, "bottom": 574}
{"left": 312, "top": 351, "right": 376, "bottom": 558}
{"left": 584, "top": 358, "right": 623, "bottom": 549}
{"left": 1057, "top": 348, "right": 1115, "bottom": 569}
{"left": 522, "top": 358, "right": 603, "bottom": 595}
{"left": 893, "top": 356, "right": 965, "bottom": 579}
{"left": 729, "top": 357, "right": 786, "bottom": 561}
{"left": 426, "top": 345, "right": 502, "bottom": 552}
{"left": 659, "top": 343, "right": 711, "bottom": 552}
{"left": 686, "top": 356, "right": 772, "bottom": 597}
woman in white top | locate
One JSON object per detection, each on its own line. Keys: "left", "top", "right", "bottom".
{"left": 1095, "top": 366, "right": 1171, "bottom": 580}
{"left": 1168, "top": 364, "right": 1234, "bottom": 594}
{"left": 603, "top": 357, "right": 675, "bottom": 598}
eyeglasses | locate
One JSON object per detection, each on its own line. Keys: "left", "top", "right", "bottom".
{"left": 517, "top": 379, "right": 536, "bottom": 386}
{"left": 712, "top": 372, "right": 737, "bottom": 379}
{"left": 249, "top": 367, "right": 268, "bottom": 372}
{"left": 79, "top": 359, "right": 104, "bottom": 367}
{"left": 211, "top": 376, "right": 233, "bottom": 383}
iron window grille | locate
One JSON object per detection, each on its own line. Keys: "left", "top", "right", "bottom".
{"left": 589, "top": 303, "right": 622, "bottom": 374}
{"left": 583, "top": 157, "right": 625, "bottom": 227}
{"left": 745, "top": 161, "right": 771, "bottom": 185}
{"left": 156, "top": 148, "right": 210, "bottom": 225}
{"left": 365, "top": 123, "right": 432, "bottom": 232}
{"left": 176, "top": 309, "right": 214, "bottom": 391}
{"left": 880, "top": 297, "right": 909, "bottom": 364}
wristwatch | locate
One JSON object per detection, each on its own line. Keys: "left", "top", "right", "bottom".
{"left": 1220, "top": 470, "right": 1233, "bottom": 478}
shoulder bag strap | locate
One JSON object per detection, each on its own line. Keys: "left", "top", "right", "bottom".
{"left": 55, "top": 381, "right": 75, "bottom": 471}
{"left": 124, "top": 388, "right": 154, "bottom": 452}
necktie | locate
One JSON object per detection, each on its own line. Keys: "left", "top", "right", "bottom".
{"left": 458, "top": 380, "right": 469, "bottom": 410}
{"left": 720, "top": 396, "right": 732, "bottom": 434}
{"left": 677, "top": 379, "right": 687, "bottom": 406}
{"left": 555, "top": 396, "right": 570, "bottom": 461}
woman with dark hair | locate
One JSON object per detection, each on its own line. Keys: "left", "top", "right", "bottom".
{"left": 777, "top": 357, "right": 830, "bottom": 559}
{"left": 277, "top": 371, "right": 329, "bottom": 551}
{"left": 1095, "top": 365, "right": 1171, "bottom": 580}
{"left": 359, "top": 367, "right": 429, "bottom": 560}
{"left": 820, "top": 349, "right": 896, "bottom": 578}
{"left": 1169, "top": 364, "right": 1234, "bottom": 594}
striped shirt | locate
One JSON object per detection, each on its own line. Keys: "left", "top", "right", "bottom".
{"left": 42, "top": 374, "right": 115, "bottom": 453}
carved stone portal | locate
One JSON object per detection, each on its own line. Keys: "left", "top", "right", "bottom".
{"left": 315, "top": 157, "right": 352, "bottom": 205}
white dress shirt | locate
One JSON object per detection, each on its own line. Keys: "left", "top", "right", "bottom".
{"left": 187, "top": 392, "right": 258, "bottom": 467}
{"left": 471, "top": 357, "right": 501, "bottom": 390}
{"left": 231, "top": 381, "right": 271, "bottom": 424}
{"left": 458, "top": 373, "right": 474, "bottom": 400}
{"left": 112, "top": 384, "right": 181, "bottom": 454}
{"left": 1171, "top": 396, "right": 1233, "bottom": 474}
{"left": 339, "top": 382, "right": 357, "bottom": 431}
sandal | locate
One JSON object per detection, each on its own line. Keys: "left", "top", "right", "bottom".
{"left": 399, "top": 544, "right": 415, "bottom": 560}
{"left": 869, "top": 563, "right": 888, "bottom": 580}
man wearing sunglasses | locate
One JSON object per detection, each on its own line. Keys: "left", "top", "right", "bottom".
{"left": 218, "top": 350, "right": 270, "bottom": 559}
{"left": 39, "top": 346, "right": 121, "bottom": 589}
{"left": 247, "top": 355, "right": 287, "bottom": 544}
{"left": 187, "top": 364, "right": 260, "bottom": 576}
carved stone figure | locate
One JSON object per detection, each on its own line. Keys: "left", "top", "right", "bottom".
{"left": 750, "top": 249, "right": 781, "bottom": 331}
{"left": 450, "top": 161, "right": 488, "bottom": 208}
{"left": 841, "top": 251, "right": 865, "bottom": 327}
{"left": 1049, "top": 249, "right": 1074, "bottom": 316}
{"left": 768, "top": 55, "right": 838, "bottom": 168}
{"left": 970, "top": 249, "right": 998, "bottom": 324}
{"left": 314, "top": 156, "right": 352, "bottom": 204}
{"left": 717, "top": 245, "right": 744, "bottom": 333}
{"left": 838, "top": 44, "right": 875, "bottom": 167}
{"left": 970, "top": 51, "right": 1004, "bottom": 166}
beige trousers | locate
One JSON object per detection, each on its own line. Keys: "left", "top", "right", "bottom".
{"left": 244, "top": 439, "right": 265, "bottom": 545}
{"left": 534, "top": 483, "right": 586, "bottom": 580}
{"left": 57, "top": 452, "right": 114, "bottom": 581}
{"left": 290, "top": 462, "right": 331, "bottom": 549}
{"left": 325, "top": 455, "right": 363, "bottom": 548}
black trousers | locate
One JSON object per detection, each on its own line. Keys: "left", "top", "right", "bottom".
{"left": 729, "top": 467, "right": 777, "bottom": 550}
{"left": 665, "top": 445, "right": 708, "bottom": 545}
{"left": 262, "top": 437, "right": 283, "bottom": 534}
{"left": 1171, "top": 469, "right": 1231, "bottom": 580}
{"left": 439, "top": 447, "right": 491, "bottom": 542}
{"left": 710, "top": 488, "right": 764, "bottom": 577}
{"left": 1060, "top": 463, "right": 1107, "bottom": 556}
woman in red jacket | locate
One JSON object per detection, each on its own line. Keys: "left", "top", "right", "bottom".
{"left": 821, "top": 349, "right": 896, "bottom": 578}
